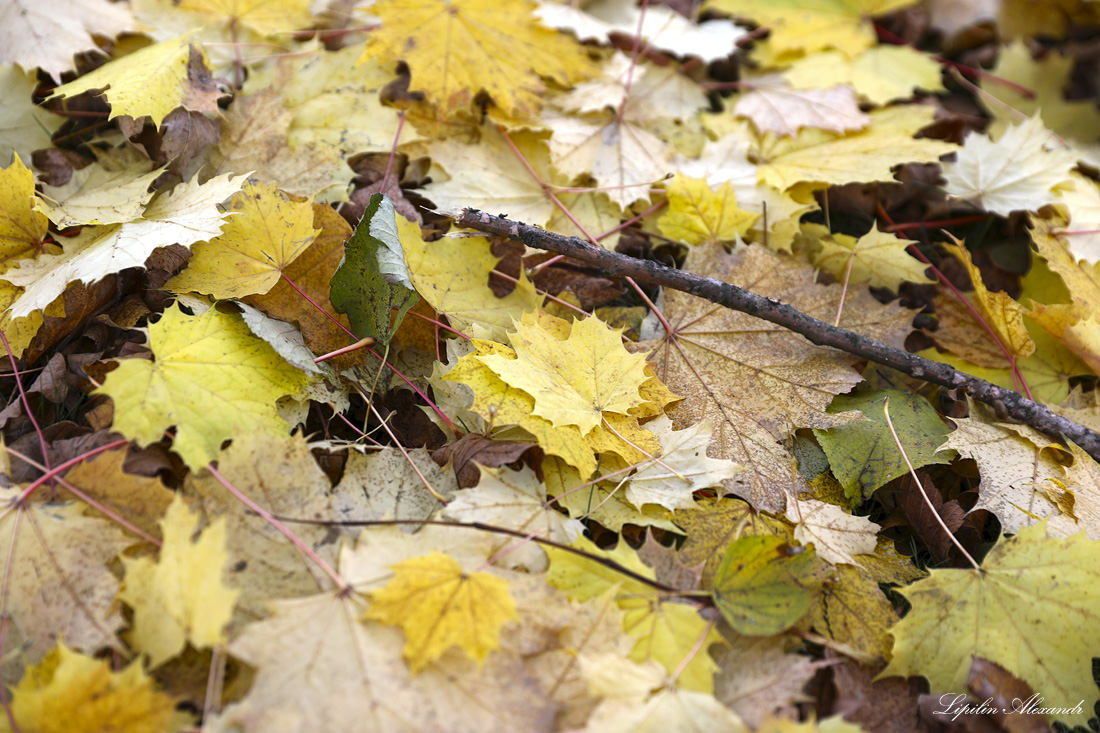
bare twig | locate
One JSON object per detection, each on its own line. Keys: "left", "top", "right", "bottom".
{"left": 453, "top": 209, "right": 1100, "bottom": 463}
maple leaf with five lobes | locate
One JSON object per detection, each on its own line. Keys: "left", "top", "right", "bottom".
{"left": 478, "top": 314, "right": 651, "bottom": 434}
{"left": 634, "top": 241, "right": 915, "bottom": 512}
{"left": 658, "top": 174, "right": 759, "bottom": 246}
{"left": 365, "top": 551, "right": 519, "bottom": 673}
{"left": 1, "top": 172, "right": 244, "bottom": 320}
{"left": 166, "top": 180, "right": 319, "bottom": 299}
{"left": 882, "top": 521, "right": 1100, "bottom": 727}
{"left": 361, "top": 0, "right": 595, "bottom": 120}
{"left": 625, "top": 415, "right": 743, "bottom": 511}
{"left": 942, "top": 114, "right": 1078, "bottom": 216}
{"left": 803, "top": 222, "right": 933, "bottom": 291}
{"left": 96, "top": 304, "right": 308, "bottom": 470}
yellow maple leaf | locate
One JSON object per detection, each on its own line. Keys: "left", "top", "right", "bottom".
{"left": 755, "top": 105, "right": 956, "bottom": 191}
{"left": 704, "top": 0, "right": 917, "bottom": 61}
{"left": 48, "top": 35, "right": 224, "bottom": 128}
{"left": 804, "top": 222, "right": 933, "bottom": 290}
{"left": 119, "top": 495, "right": 240, "bottom": 668}
{"left": 882, "top": 521, "right": 1100, "bottom": 726}
{"left": 362, "top": 0, "right": 593, "bottom": 120}
{"left": 96, "top": 303, "right": 307, "bottom": 469}
{"left": 3, "top": 640, "right": 188, "bottom": 733}
{"left": 658, "top": 175, "right": 759, "bottom": 246}
{"left": 785, "top": 46, "right": 945, "bottom": 106}
{"left": 178, "top": 0, "right": 313, "bottom": 36}
{"left": 478, "top": 314, "right": 650, "bottom": 434}
{"left": 166, "top": 181, "right": 319, "bottom": 298}
{"left": 444, "top": 339, "right": 599, "bottom": 475}
{"left": 365, "top": 551, "right": 518, "bottom": 672}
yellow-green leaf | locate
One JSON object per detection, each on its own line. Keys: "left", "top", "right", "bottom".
{"left": 712, "top": 535, "right": 825, "bottom": 636}
{"left": 96, "top": 304, "right": 307, "bottom": 469}
{"left": 882, "top": 521, "right": 1100, "bottom": 726}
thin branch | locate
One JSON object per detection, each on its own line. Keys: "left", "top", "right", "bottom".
{"left": 453, "top": 209, "right": 1100, "bottom": 462}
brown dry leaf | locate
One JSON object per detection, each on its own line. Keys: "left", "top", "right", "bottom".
{"left": 331, "top": 447, "right": 451, "bottom": 531}
{"left": 206, "top": 87, "right": 351, "bottom": 199}
{"left": 831, "top": 656, "right": 924, "bottom": 733}
{"left": 713, "top": 635, "right": 816, "bottom": 727}
{"left": 635, "top": 242, "right": 914, "bottom": 512}
{"left": 182, "top": 431, "right": 340, "bottom": 620}
{"left": 59, "top": 449, "right": 175, "bottom": 539}
{"left": 895, "top": 472, "right": 965, "bottom": 563}
{"left": 432, "top": 433, "right": 544, "bottom": 488}
{"left": 1, "top": 492, "right": 133, "bottom": 684}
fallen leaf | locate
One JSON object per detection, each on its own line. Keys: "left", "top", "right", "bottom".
{"left": 96, "top": 303, "right": 307, "bottom": 469}
{"left": 882, "top": 521, "right": 1100, "bottom": 727}
{"left": 119, "top": 495, "right": 240, "bottom": 667}
{"left": 4, "top": 641, "right": 188, "bottom": 733}
{"left": 365, "top": 550, "right": 518, "bottom": 672}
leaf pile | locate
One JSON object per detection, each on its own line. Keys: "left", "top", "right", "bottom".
{"left": 1, "top": 0, "right": 1100, "bottom": 730}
